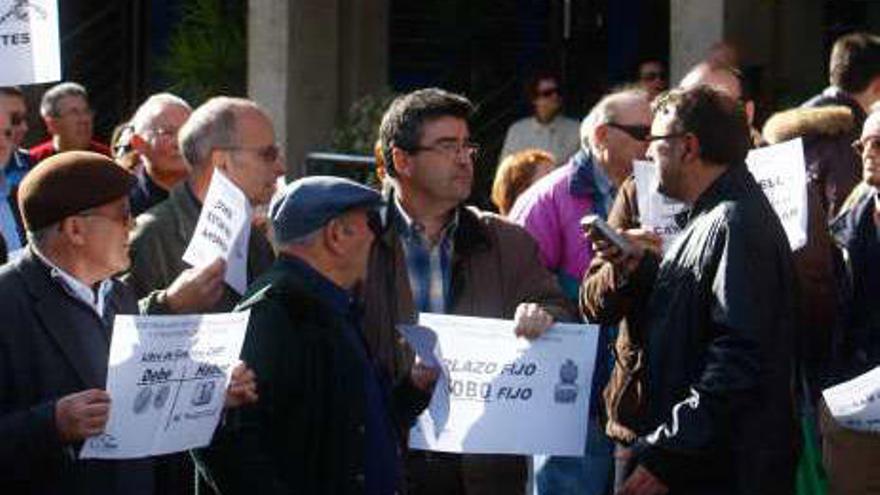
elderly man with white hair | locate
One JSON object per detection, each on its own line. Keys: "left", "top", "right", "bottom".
{"left": 508, "top": 86, "right": 652, "bottom": 495}
{"left": 122, "top": 93, "right": 193, "bottom": 215}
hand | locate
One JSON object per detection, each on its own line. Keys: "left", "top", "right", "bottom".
{"left": 585, "top": 226, "right": 651, "bottom": 276}
{"left": 163, "top": 258, "right": 226, "bottom": 313}
{"left": 225, "top": 361, "right": 259, "bottom": 408}
{"left": 513, "top": 303, "right": 554, "bottom": 339}
{"left": 55, "top": 389, "right": 111, "bottom": 443}
{"left": 410, "top": 355, "right": 439, "bottom": 393}
{"left": 625, "top": 228, "right": 663, "bottom": 257}
{"left": 617, "top": 466, "right": 669, "bottom": 495}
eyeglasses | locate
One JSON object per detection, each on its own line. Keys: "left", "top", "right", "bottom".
{"left": 9, "top": 113, "right": 25, "bottom": 127}
{"left": 646, "top": 131, "right": 690, "bottom": 142}
{"left": 640, "top": 71, "right": 665, "bottom": 82}
{"left": 607, "top": 122, "right": 650, "bottom": 141}
{"left": 221, "top": 144, "right": 282, "bottom": 163}
{"left": 852, "top": 137, "right": 880, "bottom": 155}
{"left": 145, "top": 126, "right": 180, "bottom": 140}
{"left": 78, "top": 204, "right": 133, "bottom": 225}
{"left": 536, "top": 87, "right": 560, "bottom": 98}
{"left": 409, "top": 140, "right": 480, "bottom": 161}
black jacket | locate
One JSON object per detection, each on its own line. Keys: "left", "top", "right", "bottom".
{"left": 629, "top": 166, "right": 799, "bottom": 494}
{"left": 197, "top": 257, "right": 430, "bottom": 494}
{"left": 0, "top": 249, "right": 154, "bottom": 494}
{"left": 829, "top": 183, "right": 880, "bottom": 381}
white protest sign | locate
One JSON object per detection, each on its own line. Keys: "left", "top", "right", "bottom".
{"left": 746, "top": 138, "right": 808, "bottom": 251}
{"left": 182, "top": 170, "right": 252, "bottom": 294}
{"left": 0, "top": 1, "right": 60, "bottom": 85}
{"left": 632, "top": 160, "right": 686, "bottom": 253}
{"left": 822, "top": 366, "right": 880, "bottom": 433}
{"left": 400, "top": 313, "right": 598, "bottom": 456}
{"left": 80, "top": 311, "right": 250, "bottom": 459}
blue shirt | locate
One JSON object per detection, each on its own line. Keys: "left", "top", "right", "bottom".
{"left": 0, "top": 172, "right": 21, "bottom": 253}
{"left": 393, "top": 197, "right": 458, "bottom": 314}
{"left": 281, "top": 255, "right": 399, "bottom": 494}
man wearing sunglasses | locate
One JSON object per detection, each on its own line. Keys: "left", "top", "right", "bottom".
{"left": 0, "top": 87, "right": 34, "bottom": 251}
{"left": 500, "top": 70, "right": 581, "bottom": 166}
{"left": 509, "top": 87, "right": 652, "bottom": 495}
{"left": 637, "top": 60, "right": 667, "bottom": 101}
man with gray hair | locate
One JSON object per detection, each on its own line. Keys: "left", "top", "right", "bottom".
{"left": 123, "top": 96, "right": 281, "bottom": 494}
{"left": 120, "top": 93, "right": 193, "bottom": 215}
{"left": 508, "top": 86, "right": 652, "bottom": 495}
{"left": 30, "top": 82, "right": 110, "bottom": 164}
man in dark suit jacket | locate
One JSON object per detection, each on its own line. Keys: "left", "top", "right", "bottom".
{"left": 0, "top": 151, "right": 256, "bottom": 494}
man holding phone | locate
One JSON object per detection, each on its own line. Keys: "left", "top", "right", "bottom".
{"left": 588, "top": 86, "right": 798, "bottom": 495}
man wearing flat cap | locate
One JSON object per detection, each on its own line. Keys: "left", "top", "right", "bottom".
{"left": 198, "top": 176, "right": 437, "bottom": 495}
{"left": 0, "top": 151, "right": 257, "bottom": 494}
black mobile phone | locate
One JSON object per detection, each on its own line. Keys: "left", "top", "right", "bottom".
{"left": 580, "top": 214, "right": 635, "bottom": 256}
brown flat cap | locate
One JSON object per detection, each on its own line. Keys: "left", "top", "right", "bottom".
{"left": 19, "top": 151, "right": 136, "bottom": 232}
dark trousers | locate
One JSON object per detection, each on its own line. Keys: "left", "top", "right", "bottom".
{"left": 406, "top": 450, "right": 526, "bottom": 495}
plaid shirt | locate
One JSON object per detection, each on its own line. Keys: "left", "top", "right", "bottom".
{"left": 393, "top": 198, "right": 458, "bottom": 313}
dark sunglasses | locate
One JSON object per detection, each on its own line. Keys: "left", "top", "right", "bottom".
{"left": 607, "top": 122, "right": 650, "bottom": 141}
{"left": 9, "top": 113, "right": 24, "bottom": 127}
{"left": 536, "top": 87, "right": 560, "bottom": 98}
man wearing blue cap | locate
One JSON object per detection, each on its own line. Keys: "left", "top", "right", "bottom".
{"left": 199, "top": 176, "right": 436, "bottom": 494}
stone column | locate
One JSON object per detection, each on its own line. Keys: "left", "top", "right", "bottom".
{"left": 248, "top": 0, "right": 388, "bottom": 178}
{"left": 670, "top": 0, "right": 725, "bottom": 84}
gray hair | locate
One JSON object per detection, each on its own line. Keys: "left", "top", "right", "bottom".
{"left": 580, "top": 87, "right": 648, "bottom": 152}
{"left": 40, "top": 82, "right": 88, "bottom": 118}
{"left": 26, "top": 223, "right": 60, "bottom": 249}
{"left": 178, "top": 96, "right": 262, "bottom": 172}
{"left": 130, "top": 93, "right": 191, "bottom": 134}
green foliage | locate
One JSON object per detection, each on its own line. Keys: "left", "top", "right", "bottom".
{"left": 330, "top": 90, "right": 398, "bottom": 155}
{"left": 160, "top": 0, "right": 246, "bottom": 105}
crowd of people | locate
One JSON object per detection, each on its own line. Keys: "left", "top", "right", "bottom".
{"left": 0, "top": 29, "right": 878, "bottom": 495}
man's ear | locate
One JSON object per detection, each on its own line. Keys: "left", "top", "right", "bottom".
{"left": 744, "top": 100, "right": 756, "bottom": 127}
{"left": 391, "top": 147, "right": 412, "bottom": 178}
{"left": 59, "top": 216, "right": 87, "bottom": 246}
{"left": 44, "top": 116, "right": 59, "bottom": 136}
{"left": 211, "top": 149, "right": 230, "bottom": 174}
{"left": 591, "top": 124, "right": 608, "bottom": 153}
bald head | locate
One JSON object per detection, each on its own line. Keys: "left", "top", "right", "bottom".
{"left": 582, "top": 88, "right": 651, "bottom": 186}
{"left": 679, "top": 62, "right": 742, "bottom": 100}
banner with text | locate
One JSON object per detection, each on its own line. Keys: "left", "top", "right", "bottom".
{"left": 80, "top": 312, "right": 250, "bottom": 459}
{"left": 0, "top": 1, "right": 60, "bottom": 85}
{"left": 400, "top": 313, "right": 598, "bottom": 456}
{"left": 182, "top": 170, "right": 252, "bottom": 294}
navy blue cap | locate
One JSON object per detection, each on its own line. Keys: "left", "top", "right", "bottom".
{"left": 270, "top": 175, "right": 383, "bottom": 243}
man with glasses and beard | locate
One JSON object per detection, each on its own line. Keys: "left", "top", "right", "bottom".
{"left": 0, "top": 86, "right": 33, "bottom": 250}
{"left": 601, "top": 86, "right": 797, "bottom": 495}
{"left": 510, "top": 87, "right": 653, "bottom": 495}
{"left": 500, "top": 70, "right": 581, "bottom": 166}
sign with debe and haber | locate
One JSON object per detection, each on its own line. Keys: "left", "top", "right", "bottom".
{"left": 0, "top": 1, "right": 60, "bottom": 86}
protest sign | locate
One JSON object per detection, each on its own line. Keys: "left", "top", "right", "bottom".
{"left": 80, "top": 311, "right": 250, "bottom": 459}
{"left": 632, "top": 160, "right": 686, "bottom": 253}
{"left": 400, "top": 313, "right": 598, "bottom": 456}
{"left": 0, "top": 0, "right": 60, "bottom": 85}
{"left": 182, "top": 170, "right": 251, "bottom": 294}
{"left": 822, "top": 366, "right": 880, "bottom": 433}
{"left": 746, "top": 137, "right": 808, "bottom": 251}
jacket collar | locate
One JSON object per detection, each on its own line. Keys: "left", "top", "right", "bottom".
{"left": 829, "top": 184, "right": 876, "bottom": 249}
{"left": 15, "top": 248, "right": 121, "bottom": 387}
{"left": 378, "top": 186, "right": 492, "bottom": 257}
{"left": 679, "top": 164, "right": 748, "bottom": 226}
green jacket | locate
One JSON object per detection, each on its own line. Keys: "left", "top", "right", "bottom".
{"left": 198, "top": 257, "right": 430, "bottom": 494}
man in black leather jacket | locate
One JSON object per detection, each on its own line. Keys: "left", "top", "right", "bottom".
{"left": 591, "top": 86, "right": 799, "bottom": 495}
